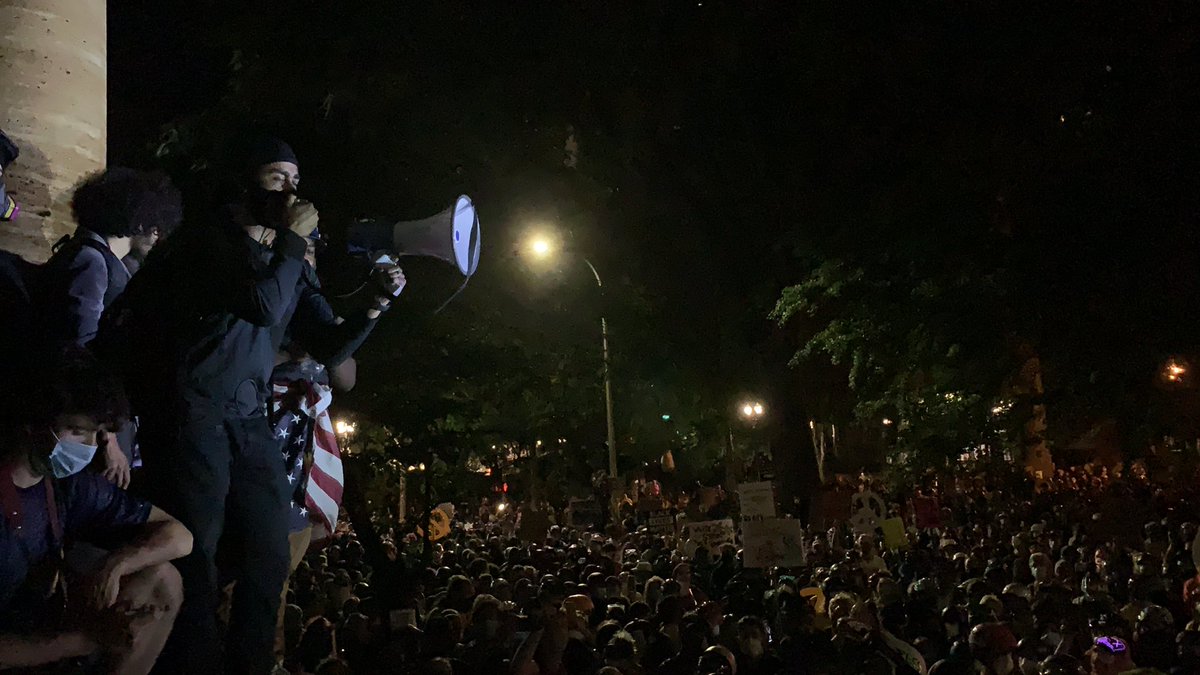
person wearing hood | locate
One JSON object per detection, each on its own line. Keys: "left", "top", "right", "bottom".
{"left": 106, "top": 138, "right": 321, "bottom": 674}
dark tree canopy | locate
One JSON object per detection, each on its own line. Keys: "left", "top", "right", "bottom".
{"left": 108, "top": 1, "right": 1200, "bottom": 501}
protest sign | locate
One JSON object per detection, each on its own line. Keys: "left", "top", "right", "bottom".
{"left": 519, "top": 506, "right": 552, "bottom": 542}
{"left": 738, "top": 481, "right": 776, "bottom": 521}
{"left": 810, "top": 487, "right": 852, "bottom": 527}
{"left": 850, "top": 489, "right": 887, "bottom": 534}
{"left": 742, "top": 518, "right": 805, "bottom": 568}
{"left": 682, "top": 519, "right": 736, "bottom": 553}
{"left": 912, "top": 496, "right": 942, "bottom": 529}
{"left": 647, "top": 509, "right": 676, "bottom": 536}
{"left": 880, "top": 517, "right": 908, "bottom": 550}
{"left": 416, "top": 507, "right": 451, "bottom": 541}
{"left": 568, "top": 498, "right": 603, "bottom": 530}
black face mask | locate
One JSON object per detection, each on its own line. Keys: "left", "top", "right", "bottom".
{"left": 0, "top": 179, "right": 17, "bottom": 221}
{"left": 244, "top": 187, "right": 294, "bottom": 229}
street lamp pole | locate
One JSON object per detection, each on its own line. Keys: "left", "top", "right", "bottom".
{"left": 583, "top": 259, "right": 619, "bottom": 515}
{"left": 527, "top": 236, "right": 619, "bottom": 517}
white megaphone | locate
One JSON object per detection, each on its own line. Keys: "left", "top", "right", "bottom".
{"left": 346, "top": 194, "right": 481, "bottom": 277}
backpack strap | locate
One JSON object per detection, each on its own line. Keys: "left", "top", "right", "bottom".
{"left": 49, "top": 234, "right": 126, "bottom": 307}
{"left": 0, "top": 463, "right": 63, "bottom": 548}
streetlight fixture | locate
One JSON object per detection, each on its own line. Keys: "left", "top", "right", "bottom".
{"left": 729, "top": 398, "right": 766, "bottom": 483}
{"left": 739, "top": 400, "right": 766, "bottom": 422}
{"left": 523, "top": 232, "right": 619, "bottom": 515}
{"left": 334, "top": 419, "right": 356, "bottom": 437}
{"left": 530, "top": 236, "right": 553, "bottom": 258}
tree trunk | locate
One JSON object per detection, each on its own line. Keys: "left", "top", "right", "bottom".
{"left": 0, "top": 0, "right": 106, "bottom": 261}
{"left": 1016, "top": 354, "right": 1055, "bottom": 483}
{"left": 809, "top": 420, "right": 837, "bottom": 485}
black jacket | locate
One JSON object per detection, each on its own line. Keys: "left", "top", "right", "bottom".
{"left": 37, "top": 228, "right": 131, "bottom": 349}
{"left": 276, "top": 270, "right": 377, "bottom": 370}
{"left": 111, "top": 214, "right": 309, "bottom": 425}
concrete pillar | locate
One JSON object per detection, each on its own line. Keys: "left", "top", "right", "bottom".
{"left": 0, "top": 0, "right": 105, "bottom": 262}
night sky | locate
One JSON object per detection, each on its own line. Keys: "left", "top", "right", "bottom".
{"left": 106, "top": 2, "right": 1200, "bottom": 483}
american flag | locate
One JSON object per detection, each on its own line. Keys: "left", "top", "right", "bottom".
{"left": 272, "top": 379, "right": 344, "bottom": 534}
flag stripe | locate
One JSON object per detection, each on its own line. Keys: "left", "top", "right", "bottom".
{"left": 303, "top": 383, "right": 343, "bottom": 532}
{"left": 270, "top": 376, "right": 345, "bottom": 535}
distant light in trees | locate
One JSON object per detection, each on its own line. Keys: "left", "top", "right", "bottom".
{"left": 1164, "top": 359, "right": 1187, "bottom": 383}
{"left": 882, "top": 418, "right": 894, "bottom": 427}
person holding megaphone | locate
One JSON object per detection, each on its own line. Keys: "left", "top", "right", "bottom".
{"left": 102, "top": 138, "right": 401, "bottom": 675}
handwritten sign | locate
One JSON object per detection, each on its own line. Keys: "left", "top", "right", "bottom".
{"left": 742, "top": 518, "right": 805, "bottom": 568}
{"left": 738, "top": 481, "right": 776, "bottom": 521}
{"left": 682, "top": 519, "right": 736, "bottom": 553}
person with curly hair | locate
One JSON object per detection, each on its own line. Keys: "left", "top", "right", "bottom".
{"left": 28, "top": 168, "right": 183, "bottom": 489}
{"left": 39, "top": 168, "right": 182, "bottom": 350}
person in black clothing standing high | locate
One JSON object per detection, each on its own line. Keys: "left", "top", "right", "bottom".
{"left": 105, "top": 139, "right": 320, "bottom": 674}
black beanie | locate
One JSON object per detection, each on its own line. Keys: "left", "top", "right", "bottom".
{"left": 0, "top": 130, "right": 19, "bottom": 169}
{"left": 246, "top": 137, "right": 298, "bottom": 170}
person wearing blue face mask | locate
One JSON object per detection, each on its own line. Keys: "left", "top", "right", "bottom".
{"left": 48, "top": 427, "right": 100, "bottom": 478}
{"left": 0, "top": 353, "right": 193, "bottom": 673}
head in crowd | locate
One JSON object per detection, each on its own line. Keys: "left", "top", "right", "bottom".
{"left": 249, "top": 461, "right": 1200, "bottom": 675}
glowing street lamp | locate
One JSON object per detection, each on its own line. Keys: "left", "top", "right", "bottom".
{"left": 739, "top": 401, "right": 766, "bottom": 421}
{"left": 334, "top": 419, "right": 356, "bottom": 437}
{"left": 522, "top": 231, "right": 619, "bottom": 516}
{"left": 530, "top": 237, "right": 553, "bottom": 258}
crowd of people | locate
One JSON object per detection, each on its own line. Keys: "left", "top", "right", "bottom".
{"left": 268, "top": 469, "right": 1200, "bottom": 675}
{"left": 2, "top": 126, "right": 1200, "bottom": 675}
